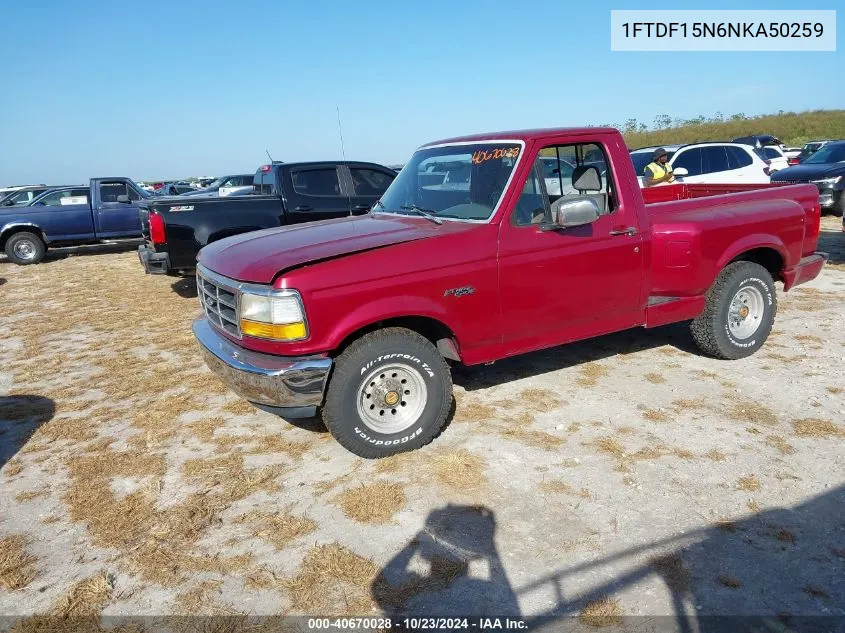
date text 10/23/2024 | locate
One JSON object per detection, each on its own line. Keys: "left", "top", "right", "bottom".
{"left": 307, "top": 617, "right": 529, "bottom": 630}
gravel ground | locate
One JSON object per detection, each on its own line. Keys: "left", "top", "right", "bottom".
{"left": 0, "top": 216, "right": 843, "bottom": 629}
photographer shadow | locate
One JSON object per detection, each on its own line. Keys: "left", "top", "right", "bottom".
{"left": 372, "top": 504, "right": 520, "bottom": 617}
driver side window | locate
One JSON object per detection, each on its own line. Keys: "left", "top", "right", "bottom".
{"left": 511, "top": 142, "right": 615, "bottom": 226}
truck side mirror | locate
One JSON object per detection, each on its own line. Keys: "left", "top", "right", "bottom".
{"left": 117, "top": 195, "right": 130, "bottom": 203}
{"left": 672, "top": 167, "right": 689, "bottom": 177}
{"left": 551, "top": 196, "right": 601, "bottom": 228}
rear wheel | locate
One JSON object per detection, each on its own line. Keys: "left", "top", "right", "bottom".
{"left": 322, "top": 327, "right": 452, "bottom": 458}
{"left": 5, "top": 232, "right": 46, "bottom": 265}
{"left": 691, "top": 261, "right": 776, "bottom": 360}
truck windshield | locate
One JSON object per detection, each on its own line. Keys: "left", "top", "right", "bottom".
{"left": 376, "top": 143, "right": 523, "bottom": 221}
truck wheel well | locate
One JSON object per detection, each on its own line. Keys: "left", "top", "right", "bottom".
{"left": 0, "top": 226, "right": 45, "bottom": 251}
{"left": 335, "top": 316, "right": 460, "bottom": 361}
{"left": 730, "top": 248, "right": 784, "bottom": 282}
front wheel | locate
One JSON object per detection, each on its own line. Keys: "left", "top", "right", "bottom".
{"left": 322, "top": 327, "right": 452, "bottom": 458}
{"left": 691, "top": 261, "right": 776, "bottom": 360}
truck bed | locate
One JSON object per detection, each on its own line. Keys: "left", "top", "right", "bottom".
{"left": 642, "top": 182, "right": 821, "bottom": 327}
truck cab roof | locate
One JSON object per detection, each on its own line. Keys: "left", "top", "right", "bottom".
{"left": 422, "top": 127, "right": 619, "bottom": 147}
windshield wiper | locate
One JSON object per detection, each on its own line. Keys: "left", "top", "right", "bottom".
{"left": 400, "top": 204, "right": 443, "bottom": 225}
{"left": 372, "top": 200, "right": 385, "bottom": 212}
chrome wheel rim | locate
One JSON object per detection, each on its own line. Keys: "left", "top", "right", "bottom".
{"left": 356, "top": 363, "right": 427, "bottom": 434}
{"left": 728, "top": 285, "right": 765, "bottom": 339}
{"left": 13, "top": 240, "right": 36, "bottom": 261}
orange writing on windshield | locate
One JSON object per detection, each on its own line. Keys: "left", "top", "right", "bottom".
{"left": 471, "top": 147, "right": 520, "bottom": 164}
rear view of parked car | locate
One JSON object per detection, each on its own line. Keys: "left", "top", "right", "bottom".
{"left": 757, "top": 146, "right": 789, "bottom": 173}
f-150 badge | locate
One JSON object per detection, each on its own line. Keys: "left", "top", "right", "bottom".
{"left": 444, "top": 286, "right": 475, "bottom": 297}
{"left": 169, "top": 205, "right": 194, "bottom": 212}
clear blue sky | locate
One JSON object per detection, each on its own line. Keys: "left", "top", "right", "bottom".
{"left": 0, "top": 0, "right": 841, "bottom": 183}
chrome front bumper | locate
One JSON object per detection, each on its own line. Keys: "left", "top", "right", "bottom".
{"left": 193, "top": 317, "right": 332, "bottom": 411}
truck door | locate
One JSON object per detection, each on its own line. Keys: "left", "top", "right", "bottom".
{"left": 285, "top": 165, "right": 353, "bottom": 223}
{"left": 497, "top": 141, "right": 644, "bottom": 353}
{"left": 94, "top": 181, "right": 143, "bottom": 237}
{"left": 28, "top": 188, "right": 95, "bottom": 240}
{"left": 343, "top": 165, "right": 397, "bottom": 215}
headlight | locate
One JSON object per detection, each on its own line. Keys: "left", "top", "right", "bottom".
{"left": 811, "top": 176, "right": 843, "bottom": 186}
{"left": 240, "top": 290, "right": 307, "bottom": 341}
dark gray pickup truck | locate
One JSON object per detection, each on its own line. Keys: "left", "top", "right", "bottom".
{"left": 137, "top": 160, "right": 396, "bottom": 276}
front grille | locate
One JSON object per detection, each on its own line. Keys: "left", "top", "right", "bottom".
{"left": 197, "top": 271, "right": 240, "bottom": 337}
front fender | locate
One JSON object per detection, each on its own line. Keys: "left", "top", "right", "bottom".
{"left": 324, "top": 294, "right": 460, "bottom": 353}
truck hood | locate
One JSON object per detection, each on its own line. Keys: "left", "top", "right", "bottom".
{"left": 198, "top": 214, "right": 474, "bottom": 284}
{"left": 771, "top": 163, "right": 845, "bottom": 182}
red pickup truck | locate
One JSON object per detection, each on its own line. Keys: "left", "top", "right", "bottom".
{"left": 193, "top": 128, "right": 826, "bottom": 458}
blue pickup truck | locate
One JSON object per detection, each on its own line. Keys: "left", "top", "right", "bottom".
{"left": 0, "top": 177, "right": 149, "bottom": 264}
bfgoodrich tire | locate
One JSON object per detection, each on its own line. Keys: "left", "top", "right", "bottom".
{"left": 322, "top": 327, "right": 452, "bottom": 459}
{"left": 5, "top": 231, "right": 46, "bottom": 265}
{"left": 691, "top": 261, "right": 776, "bottom": 360}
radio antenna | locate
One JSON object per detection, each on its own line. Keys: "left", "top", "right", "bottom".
{"left": 265, "top": 148, "right": 274, "bottom": 163}
{"left": 336, "top": 106, "right": 353, "bottom": 216}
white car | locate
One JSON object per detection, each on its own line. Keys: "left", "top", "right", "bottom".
{"left": 756, "top": 145, "right": 790, "bottom": 173}
{"left": 631, "top": 142, "right": 771, "bottom": 187}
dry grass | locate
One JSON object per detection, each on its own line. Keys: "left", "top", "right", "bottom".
{"left": 174, "top": 580, "right": 223, "bottom": 613}
{"left": 280, "top": 543, "right": 379, "bottom": 614}
{"left": 373, "top": 553, "right": 468, "bottom": 610}
{"left": 640, "top": 407, "right": 669, "bottom": 423}
{"left": 728, "top": 402, "right": 778, "bottom": 427}
{"left": 651, "top": 554, "right": 690, "bottom": 593}
{"left": 0, "top": 535, "right": 37, "bottom": 590}
{"left": 792, "top": 418, "right": 844, "bottom": 438}
{"left": 373, "top": 453, "right": 415, "bottom": 475}
{"left": 498, "top": 425, "right": 565, "bottom": 449}
{"left": 765, "top": 435, "right": 795, "bottom": 455}
{"left": 579, "top": 597, "right": 623, "bottom": 627}
{"left": 645, "top": 373, "right": 666, "bottom": 384}
{"left": 747, "top": 500, "right": 762, "bottom": 513}
{"left": 826, "top": 386, "right": 843, "bottom": 395}
{"left": 577, "top": 363, "right": 609, "bottom": 387}
{"left": 715, "top": 520, "right": 739, "bottom": 533}
{"left": 454, "top": 400, "right": 496, "bottom": 423}
{"left": 672, "top": 398, "right": 708, "bottom": 412}
{"left": 185, "top": 416, "right": 226, "bottom": 442}
{"left": 332, "top": 482, "right": 407, "bottom": 524}
{"left": 220, "top": 399, "right": 256, "bottom": 416}
{"left": 705, "top": 449, "right": 727, "bottom": 462}
{"left": 517, "top": 387, "right": 564, "bottom": 412}
{"left": 672, "top": 448, "right": 695, "bottom": 460}
{"left": 539, "top": 479, "right": 591, "bottom": 499}
{"left": 430, "top": 449, "right": 487, "bottom": 491}
{"left": 593, "top": 437, "right": 625, "bottom": 458}
{"left": 245, "top": 433, "right": 310, "bottom": 459}
{"left": 243, "top": 512, "right": 317, "bottom": 549}
{"left": 737, "top": 475, "right": 761, "bottom": 492}
{"left": 718, "top": 575, "right": 742, "bottom": 589}
{"left": 14, "top": 489, "right": 49, "bottom": 503}
{"left": 4, "top": 460, "right": 23, "bottom": 476}
{"left": 53, "top": 572, "right": 113, "bottom": 617}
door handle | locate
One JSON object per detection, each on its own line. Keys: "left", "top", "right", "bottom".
{"left": 610, "top": 227, "right": 637, "bottom": 236}
{"left": 293, "top": 205, "right": 313, "bottom": 212}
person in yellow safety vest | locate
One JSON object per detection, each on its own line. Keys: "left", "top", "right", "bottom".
{"left": 643, "top": 147, "right": 675, "bottom": 187}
